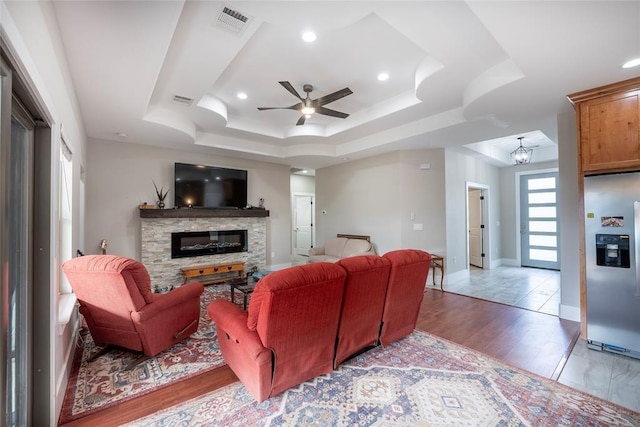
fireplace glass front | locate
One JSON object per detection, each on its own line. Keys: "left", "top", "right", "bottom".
{"left": 171, "top": 230, "right": 248, "bottom": 259}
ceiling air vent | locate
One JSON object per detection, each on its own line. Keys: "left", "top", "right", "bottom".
{"left": 172, "top": 95, "right": 193, "bottom": 106}
{"left": 215, "top": 6, "right": 253, "bottom": 36}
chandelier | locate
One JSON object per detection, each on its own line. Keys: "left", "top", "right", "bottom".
{"left": 511, "top": 137, "right": 532, "bottom": 165}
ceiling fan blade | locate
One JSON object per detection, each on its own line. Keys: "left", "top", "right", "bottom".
{"left": 257, "top": 102, "right": 303, "bottom": 111}
{"left": 316, "top": 106, "right": 349, "bottom": 119}
{"left": 279, "top": 81, "right": 304, "bottom": 101}
{"left": 313, "top": 88, "right": 353, "bottom": 107}
{"left": 296, "top": 115, "right": 307, "bottom": 126}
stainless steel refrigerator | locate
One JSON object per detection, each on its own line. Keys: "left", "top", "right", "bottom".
{"left": 584, "top": 172, "right": 640, "bottom": 359}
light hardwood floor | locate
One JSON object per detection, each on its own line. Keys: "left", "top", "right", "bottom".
{"left": 59, "top": 288, "right": 580, "bottom": 426}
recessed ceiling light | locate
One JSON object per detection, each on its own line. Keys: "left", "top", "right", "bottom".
{"left": 301, "top": 170, "right": 308, "bottom": 174}
{"left": 377, "top": 72, "right": 390, "bottom": 81}
{"left": 116, "top": 132, "right": 127, "bottom": 138}
{"left": 622, "top": 58, "right": 640, "bottom": 69}
{"left": 302, "top": 31, "right": 316, "bottom": 42}
{"left": 237, "top": 92, "right": 248, "bottom": 99}
{"left": 341, "top": 157, "right": 350, "bottom": 161}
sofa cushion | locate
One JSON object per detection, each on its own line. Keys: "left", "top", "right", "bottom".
{"left": 342, "top": 239, "right": 372, "bottom": 257}
{"left": 324, "top": 237, "right": 348, "bottom": 257}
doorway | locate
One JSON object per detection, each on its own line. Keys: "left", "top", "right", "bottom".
{"left": 466, "top": 182, "right": 488, "bottom": 270}
{"left": 468, "top": 188, "right": 484, "bottom": 268}
{"left": 519, "top": 172, "right": 560, "bottom": 270}
{"left": 292, "top": 193, "right": 314, "bottom": 257}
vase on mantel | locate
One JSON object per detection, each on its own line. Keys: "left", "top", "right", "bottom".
{"left": 157, "top": 200, "right": 165, "bottom": 209}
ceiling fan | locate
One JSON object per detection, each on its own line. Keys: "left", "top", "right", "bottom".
{"left": 258, "top": 81, "right": 353, "bottom": 126}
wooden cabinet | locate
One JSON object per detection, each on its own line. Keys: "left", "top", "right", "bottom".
{"left": 569, "top": 77, "right": 640, "bottom": 174}
{"left": 181, "top": 262, "right": 245, "bottom": 285}
{"left": 569, "top": 76, "right": 640, "bottom": 339}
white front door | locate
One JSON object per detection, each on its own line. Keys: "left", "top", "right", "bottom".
{"left": 293, "top": 194, "right": 313, "bottom": 256}
{"left": 468, "top": 189, "right": 484, "bottom": 268}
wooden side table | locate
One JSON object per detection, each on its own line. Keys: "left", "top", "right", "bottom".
{"left": 180, "top": 262, "right": 245, "bottom": 285}
{"left": 431, "top": 255, "right": 444, "bottom": 290}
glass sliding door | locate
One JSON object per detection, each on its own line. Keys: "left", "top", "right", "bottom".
{"left": 0, "top": 56, "right": 35, "bottom": 426}
{"left": 7, "top": 109, "right": 34, "bottom": 427}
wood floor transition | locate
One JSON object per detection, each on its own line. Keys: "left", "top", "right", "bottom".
{"left": 59, "top": 288, "right": 580, "bottom": 426}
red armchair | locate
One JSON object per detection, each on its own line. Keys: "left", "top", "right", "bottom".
{"left": 207, "top": 262, "right": 346, "bottom": 402}
{"left": 62, "top": 255, "right": 204, "bottom": 361}
{"left": 334, "top": 255, "right": 391, "bottom": 367}
{"left": 379, "top": 249, "right": 431, "bottom": 346}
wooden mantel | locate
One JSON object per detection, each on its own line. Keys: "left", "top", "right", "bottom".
{"left": 139, "top": 208, "right": 269, "bottom": 219}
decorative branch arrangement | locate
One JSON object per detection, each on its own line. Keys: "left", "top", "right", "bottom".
{"left": 153, "top": 181, "right": 169, "bottom": 208}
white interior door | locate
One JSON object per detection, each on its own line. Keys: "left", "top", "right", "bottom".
{"left": 293, "top": 194, "right": 313, "bottom": 256}
{"left": 468, "top": 188, "right": 484, "bottom": 268}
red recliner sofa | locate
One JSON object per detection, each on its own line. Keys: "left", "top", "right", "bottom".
{"left": 62, "top": 255, "right": 204, "bottom": 358}
{"left": 207, "top": 262, "right": 346, "bottom": 402}
{"left": 334, "top": 255, "right": 391, "bottom": 367}
{"left": 208, "top": 249, "right": 431, "bottom": 401}
{"left": 379, "top": 249, "right": 432, "bottom": 346}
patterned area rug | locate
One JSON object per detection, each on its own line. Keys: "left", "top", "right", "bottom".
{"left": 58, "top": 285, "right": 232, "bottom": 424}
{"left": 126, "top": 330, "right": 640, "bottom": 426}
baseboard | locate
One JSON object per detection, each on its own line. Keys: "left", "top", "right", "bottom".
{"left": 489, "top": 258, "right": 503, "bottom": 269}
{"left": 501, "top": 258, "right": 520, "bottom": 267}
{"left": 559, "top": 304, "right": 581, "bottom": 322}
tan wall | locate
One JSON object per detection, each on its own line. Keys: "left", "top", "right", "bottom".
{"left": 85, "top": 138, "right": 291, "bottom": 267}
{"left": 315, "top": 149, "right": 446, "bottom": 256}
{"left": 291, "top": 174, "right": 315, "bottom": 194}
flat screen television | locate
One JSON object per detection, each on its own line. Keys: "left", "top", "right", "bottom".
{"left": 174, "top": 162, "right": 247, "bottom": 209}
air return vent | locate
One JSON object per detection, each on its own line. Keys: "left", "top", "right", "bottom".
{"left": 215, "top": 6, "right": 253, "bottom": 36}
{"left": 172, "top": 95, "right": 193, "bottom": 106}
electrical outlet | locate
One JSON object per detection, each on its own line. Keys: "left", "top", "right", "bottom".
{"left": 453, "top": 256, "right": 457, "bottom": 264}
{"left": 271, "top": 251, "right": 275, "bottom": 258}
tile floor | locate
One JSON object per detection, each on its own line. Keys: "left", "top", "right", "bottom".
{"left": 430, "top": 264, "right": 640, "bottom": 413}
{"left": 432, "top": 265, "right": 561, "bottom": 315}
{"left": 559, "top": 339, "right": 640, "bottom": 412}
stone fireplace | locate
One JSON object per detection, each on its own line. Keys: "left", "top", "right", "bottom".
{"left": 140, "top": 209, "right": 268, "bottom": 289}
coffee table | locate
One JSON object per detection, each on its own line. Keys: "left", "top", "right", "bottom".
{"left": 228, "top": 277, "right": 256, "bottom": 310}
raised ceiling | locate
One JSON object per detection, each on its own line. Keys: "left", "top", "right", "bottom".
{"left": 52, "top": 1, "right": 640, "bottom": 169}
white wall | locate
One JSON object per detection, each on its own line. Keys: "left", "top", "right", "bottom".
{"left": 2, "top": 1, "right": 88, "bottom": 423}
{"left": 85, "top": 138, "right": 292, "bottom": 267}
{"left": 444, "top": 150, "right": 502, "bottom": 275}
{"left": 315, "top": 149, "right": 446, "bottom": 256}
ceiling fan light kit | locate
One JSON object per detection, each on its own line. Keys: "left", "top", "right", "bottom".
{"left": 258, "top": 81, "right": 353, "bottom": 126}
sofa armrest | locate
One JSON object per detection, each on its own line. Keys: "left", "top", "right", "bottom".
{"left": 207, "top": 299, "right": 266, "bottom": 358}
{"left": 134, "top": 281, "right": 203, "bottom": 322}
{"left": 308, "top": 246, "right": 325, "bottom": 256}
